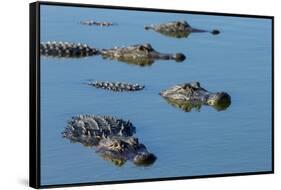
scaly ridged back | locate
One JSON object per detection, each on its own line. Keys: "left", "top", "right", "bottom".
{"left": 88, "top": 81, "right": 145, "bottom": 92}
{"left": 62, "top": 115, "right": 136, "bottom": 146}
{"left": 40, "top": 41, "right": 99, "bottom": 58}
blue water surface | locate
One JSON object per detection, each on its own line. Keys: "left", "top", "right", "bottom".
{"left": 40, "top": 5, "right": 272, "bottom": 185}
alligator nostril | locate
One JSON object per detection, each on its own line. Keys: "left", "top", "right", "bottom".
{"left": 211, "top": 29, "right": 220, "bottom": 35}
{"left": 219, "top": 92, "right": 231, "bottom": 103}
{"left": 173, "top": 53, "right": 186, "bottom": 62}
{"left": 144, "top": 26, "right": 150, "bottom": 30}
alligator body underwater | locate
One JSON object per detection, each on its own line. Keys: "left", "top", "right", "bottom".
{"left": 145, "top": 21, "right": 220, "bottom": 39}
{"left": 62, "top": 115, "right": 156, "bottom": 166}
{"left": 160, "top": 82, "right": 231, "bottom": 112}
{"left": 40, "top": 41, "right": 99, "bottom": 58}
{"left": 88, "top": 81, "right": 145, "bottom": 92}
{"left": 80, "top": 20, "right": 114, "bottom": 26}
{"left": 100, "top": 43, "right": 186, "bottom": 66}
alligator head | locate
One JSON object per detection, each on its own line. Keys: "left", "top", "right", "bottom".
{"left": 145, "top": 21, "right": 220, "bottom": 39}
{"left": 62, "top": 115, "right": 156, "bottom": 166}
{"left": 160, "top": 82, "right": 231, "bottom": 112}
{"left": 97, "top": 136, "right": 156, "bottom": 166}
{"left": 100, "top": 43, "right": 186, "bottom": 66}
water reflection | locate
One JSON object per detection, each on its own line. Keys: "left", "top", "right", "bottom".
{"left": 162, "top": 97, "right": 231, "bottom": 112}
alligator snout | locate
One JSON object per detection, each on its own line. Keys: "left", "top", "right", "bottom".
{"left": 207, "top": 92, "right": 231, "bottom": 111}
{"left": 211, "top": 29, "right": 220, "bottom": 35}
{"left": 133, "top": 152, "right": 157, "bottom": 166}
{"left": 144, "top": 25, "right": 153, "bottom": 30}
{"left": 172, "top": 53, "right": 186, "bottom": 62}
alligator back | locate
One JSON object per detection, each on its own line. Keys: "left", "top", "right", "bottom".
{"left": 40, "top": 41, "right": 99, "bottom": 58}
{"left": 80, "top": 20, "right": 114, "bottom": 26}
{"left": 88, "top": 81, "right": 145, "bottom": 92}
{"left": 62, "top": 115, "right": 136, "bottom": 147}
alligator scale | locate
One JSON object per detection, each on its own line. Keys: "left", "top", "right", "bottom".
{"left": 62, "top": 115, "right": 156, "bottom": 166}
{"left": 160, "top": 82, "right": 231, "bottom": 112}
{"left": 88, "top": 81, "right": 145, "bottom": 92}
{"left": 40, "top": 41, "right": 99, "bottom": 58}
{"left": 145, "top": 21, "right": 220, "bottom": 38}
{"left": 101, "top": 43, "right": 186, "bottom": 66}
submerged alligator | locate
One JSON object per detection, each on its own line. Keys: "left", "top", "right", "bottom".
{"left": 145, "top": 21, "right": 220, "bottom": 38}
{"left": 80, "top": 20, "right": 114, "bottom": 26}
{"left": 100, "top": 43, "right": 186, "bottom": 66}
{"left": 40, "top": 41, "right": 99, "bottom": 58}
{"left": 160, "top": 82, "right": 231, "bottom": 112}
{"left": 62, "top": 115, "right": 156, "bottom": 166}
{"left": 88, "top": 81, "right": 145, "bottom": 92}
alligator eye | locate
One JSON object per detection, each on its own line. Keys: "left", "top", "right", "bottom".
{"left": 143, "top": 43, "right": 151, "bottom": 49}
{"left": 176, "top": 22, "right": 181, "bottom": 26}
{"left": 114, "top": 143, "right": 119, "bottom": 147}
{"left": 183, "top": 84, "right": 191, "bottom": 90}
{"left": 138, "top": 46, "right": 145, "bottom": 51}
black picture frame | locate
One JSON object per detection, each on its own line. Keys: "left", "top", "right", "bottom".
{"left": 29, "top": 1, "right": 274, "bottom": 189}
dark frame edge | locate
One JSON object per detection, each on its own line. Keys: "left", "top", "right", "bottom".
{"left": 271, "top": 17, "right": 274, "bottom": 173}
{"left": 30, "top": 2, "right": 41, "bottom": 189}
{"left": 29, "top": 1, "right": 274, "bottom": 189}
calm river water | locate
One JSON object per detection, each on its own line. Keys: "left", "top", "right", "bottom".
{"left": 40, "top": 5, "right": 272, "bottom": 185}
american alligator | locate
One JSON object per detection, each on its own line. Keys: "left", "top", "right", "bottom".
{"left": 100, "top": 43, "right": 186, "bottom": 66}
{"left": 80, "top": 20, "right": 114, "bottom": 26}
{"left": 88, "top": 81, "right": 145, "bottom": 92}
{"left": 145, "top": 21, "right": 220, "bottom": 38}
{"left": 160, "top": 82, "right": 231, "bottom": 112}
{"left": 62, "top": 115, "right": 156, "bottom": 166}
{"left": 40, "top": 41, "right": 99, "bottom": 58}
